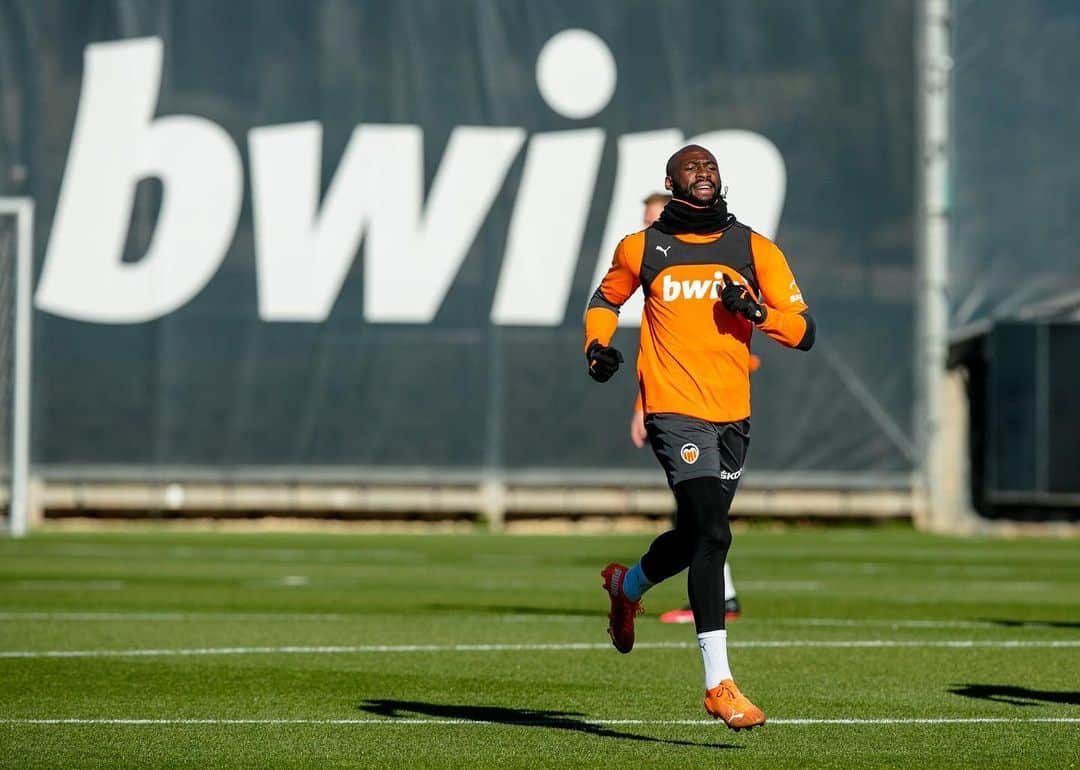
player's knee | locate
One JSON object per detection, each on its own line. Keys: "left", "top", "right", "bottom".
{"left": 703, "top": 518, "right": 732, "bottom": 553}
{"left": 674, "top": 475, "right": 733, "bottom": 555}
{"left": 663, "top": 526, "right": 696, "bottom": 563}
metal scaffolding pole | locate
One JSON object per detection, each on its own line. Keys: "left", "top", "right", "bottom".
{"left": 915, "top": 0, "right": 952, "bottom": 530}
{"left": 0, "top": 198, "right": 33, "bottom": 538}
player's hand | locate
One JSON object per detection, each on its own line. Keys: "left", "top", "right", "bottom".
{"left": 720, "top": 274, "right": 767, "bottom": 324}
{"left": 586, "top": 339, "right": 623, "bottom": 382}
{"left": 630, "top": 409, "right": 647, "bottom": 448}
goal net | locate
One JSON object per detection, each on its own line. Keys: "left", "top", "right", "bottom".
{"left": 0, "top": 198, "right": 32, "bottom": 537}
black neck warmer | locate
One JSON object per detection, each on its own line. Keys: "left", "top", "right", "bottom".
{"left": 653, "top": 197, "right": 734, "bottom": 235}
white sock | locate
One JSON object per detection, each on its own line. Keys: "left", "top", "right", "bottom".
{"left": 698, "top": 629, "right": 732, "bottom": 689}
{"left": 723, "top": 562, "right": 736, "bottom": 601}
{"left": 621, "top": 562, "right": 654, "bottom": 602}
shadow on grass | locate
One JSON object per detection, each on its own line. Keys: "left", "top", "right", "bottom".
{"left": 979, "top": 618, "right": 1080, "bottom": 630}
{"left": 948, "top": 684, "right": 1080, "bottom": 706}
{"left": 421, "top": 603, "right": 601, "bottom": 617}
{"left": 358, "top": 699, "right": 741, "bottom": 749}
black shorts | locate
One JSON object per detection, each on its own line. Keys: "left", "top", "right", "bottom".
{"left": 645, "top": 413, "right": 750, "bottom": 489}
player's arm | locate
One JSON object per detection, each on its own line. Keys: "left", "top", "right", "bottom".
{"left": 630, "top": 391, "right": 647, "bottom": 448}
{"left": 746, "top": 232, "right": 815, "bottom": 351}
{"left": 584, "top": 233, "right": 643, "bottom": 381}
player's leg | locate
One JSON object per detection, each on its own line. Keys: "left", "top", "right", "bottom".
{"left": 658, "top": 489, "right": 695, "bottom": 624}
{"left": 631, "top": 414, "right": 721, "bottom": 590}
{"left": 602, "top": 508, "right": 697, "bottom": 650}
{"left": 601, "top": 414, "right": 713, "bottom": 651}
{"left": 686, "top": 419, "right": 763, "bottom": 729}
{"left": 678, "top": 475, "right": 734, "bottom": 634}
{"left": 661, "top": 559, "right": 735, "bottom": 625}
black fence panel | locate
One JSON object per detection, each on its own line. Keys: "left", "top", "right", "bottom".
{"left": 951, "top": 0, "right": 1080, "bottom": 334}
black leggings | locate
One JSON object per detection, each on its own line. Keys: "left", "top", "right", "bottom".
{"left": 639, "top": 476, "right": 735, "bottom": 634}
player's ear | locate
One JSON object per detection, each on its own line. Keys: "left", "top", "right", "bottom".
{"left": 664, "top": 177, "right": 672, "bottom": 191}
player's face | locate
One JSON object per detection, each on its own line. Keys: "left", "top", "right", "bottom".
{"left": 667, "top": 149, "right": 721, "bottom": 206}
{"left": 643, "top": 201, "right": 666, "bottom": 226}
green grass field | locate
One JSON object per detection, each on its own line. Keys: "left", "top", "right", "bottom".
{"left": 0, "top": 525, "right": 1077, "bottom": 768}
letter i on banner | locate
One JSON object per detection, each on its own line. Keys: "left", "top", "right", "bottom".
{"left": 492, "top": 29, "right": 614, "bottom": 326}
{"left": 491, "top": 130, "right": 604, "bottom": 325}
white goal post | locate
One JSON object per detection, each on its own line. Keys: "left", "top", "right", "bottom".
{"left": 0, "top": 197, "right": 33, "bottom": 538}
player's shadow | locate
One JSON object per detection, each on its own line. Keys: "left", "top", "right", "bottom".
{"left": 421, "top": 602, "right": 600, "bottom": 617}
{"left": 358, "top": 699, "right": 740, "bottom": 749}
{"left": 948, "top": 683, "right": 1080, "bottom": 707}
{"left": 978, "top": 618, "right": 1080, "bottom": 630}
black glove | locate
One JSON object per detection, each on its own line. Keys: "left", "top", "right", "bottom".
{"left": 586, "top": 339, "right": 623, "bottom": 382}
{"left": 721, "top": 274, "right": 767, "bottom": 324}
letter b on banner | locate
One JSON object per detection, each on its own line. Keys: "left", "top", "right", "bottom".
{"left": 36, "top": 38, "right": 242, "bottom": 323}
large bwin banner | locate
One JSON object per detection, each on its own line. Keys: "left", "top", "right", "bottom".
{"left": 2, "top": 1, "right": 915, "bottom": 481}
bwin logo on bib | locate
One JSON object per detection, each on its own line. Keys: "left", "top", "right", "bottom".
{"left": 662, "top": 272, "right": 733, "bottom": 302}
{"left": 680, "top": 443, "right": 700, "bottom": 464}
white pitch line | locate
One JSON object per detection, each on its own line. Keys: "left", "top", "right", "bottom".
{"left": 758, "top": 618, "right": 1070, "bottom": 630}
{"left": 13, "top": 581, "right": 126, "bottom": 590}
{"left": 0, "top": 612, "right": 1070, "bottom": 631}
{"left": 735, "top": 640, "right": 1080, "bottom": 648}
{"left": 735, "top": 581, "right": 821, "bottom": 591}
{"left": 0, "top": 543, "right": 423, "bottom": 564}
{"left": 1, "top": 639, "right": 1079, "bottom": 659}
{"left": 0, "top": 717, "right": 1076, "bottom": 726}
{"left": 0, "top": 611, "right": 355, "bottom": 622}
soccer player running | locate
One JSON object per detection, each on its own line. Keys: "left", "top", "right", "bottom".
{"left": 584, "top": 145, "right": 815, "bottom": 730}
{"left": 633, "top": 192, "right": 744, "bottom": 627}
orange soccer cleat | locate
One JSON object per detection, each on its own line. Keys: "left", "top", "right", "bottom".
{"left": 703, "top": 679, "right": 766, "bottom": 731}
{"left": 658, "top": 606, "right": 695, "bottom": 624}
{"left": 600, "top": 563, "right": 643, "bottom": 653}
{"left": 659, "top": 597, "right": 740, "bottom": 625}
